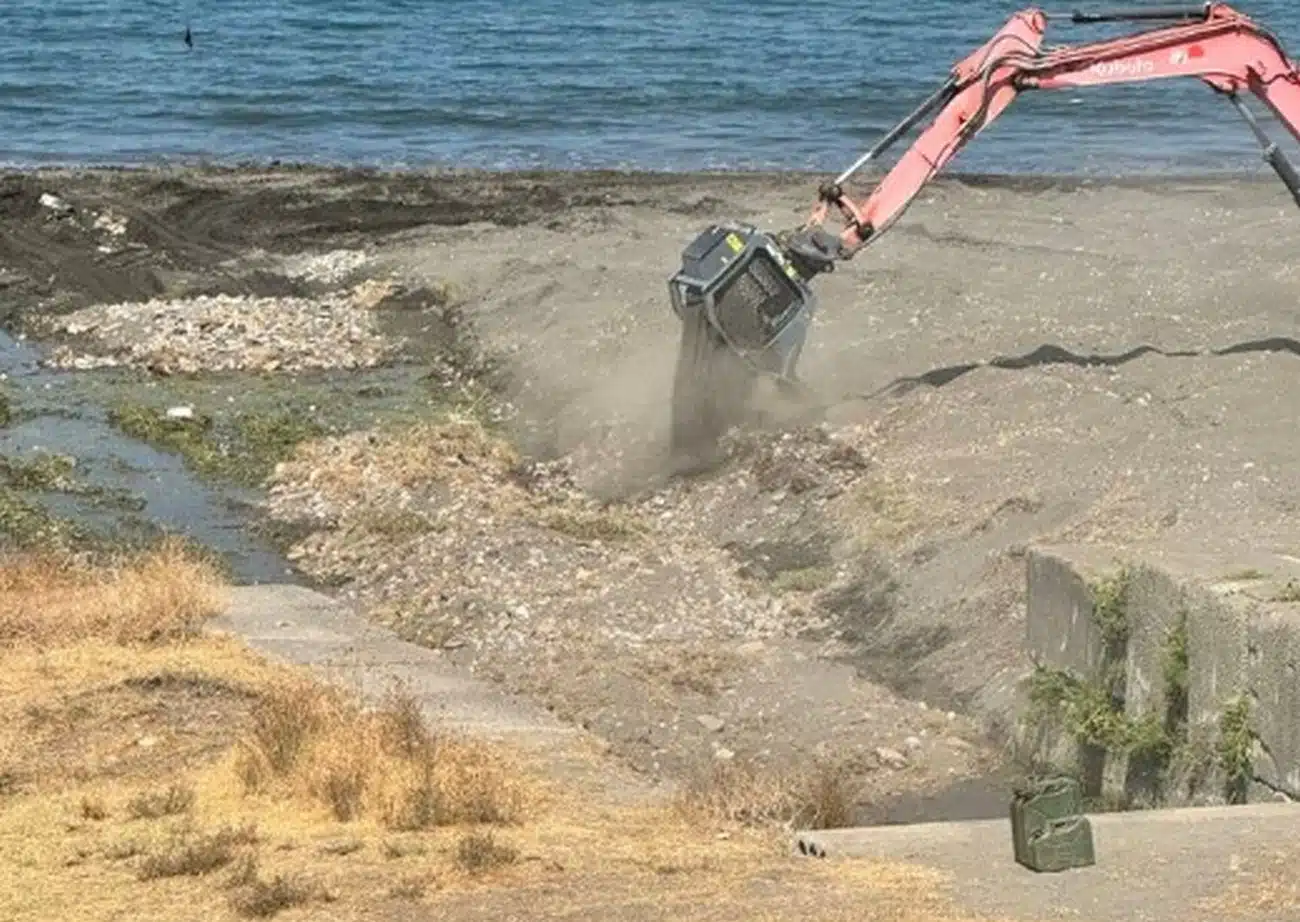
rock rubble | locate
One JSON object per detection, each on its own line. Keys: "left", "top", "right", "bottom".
{"left": 265, "top": 417, "right": 828, "bottom": 665}
{"left": 263, "top": 414, "right": 993, "bottom": 789}
{"left": 43, "top": 292, "right": 403, "bottom": 374}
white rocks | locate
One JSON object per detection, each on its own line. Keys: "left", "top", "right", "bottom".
{"left": 92, "top": 210, "right": 127, "bottom": 236}
{"left": 279, "top": 249, "right": 370, "bottom": 285}
{"left": 42, "top": 349, "right": 120, "bottom": 370}
{"left": 165, "top": 406, "right": 195, "bottom": 420}
{"left": 39, "top": 192, "right": 71, "bottom": 213}
{"left": 43, "top": 293, "right": 403, "bottom": 374}
{"left": 875, "top": 746, "right": 908, "bottom": 769}
{"left": 696, "top": 714, "right": 725, "bottom": 733}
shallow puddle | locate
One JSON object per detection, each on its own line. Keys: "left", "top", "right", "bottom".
{"left": 1, "top": 327, "right": 298, "bottom": 584}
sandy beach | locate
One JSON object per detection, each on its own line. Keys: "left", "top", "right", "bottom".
{"left": 6, "top": 163, "right": 1300, "bottom": 821}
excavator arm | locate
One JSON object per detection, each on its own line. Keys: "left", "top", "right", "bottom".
{"left": 663, "top": 3, "right": 1300, "bottom": 461}
{"left": 787, "top": 2, "right": 1300, "bottom": 270}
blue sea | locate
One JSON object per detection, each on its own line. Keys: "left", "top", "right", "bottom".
{"left": 2, "top": 0, "right": 1300, "bottom": 174}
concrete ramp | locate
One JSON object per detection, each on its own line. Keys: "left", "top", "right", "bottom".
{"left": 211, "top": 584, "right": 575, "bottom": 738}
{"left": 210, "top": 584, "right": 666, "bottom": 803}
{"left": 796, "top": 803, "right": 1300, "bottom": 922}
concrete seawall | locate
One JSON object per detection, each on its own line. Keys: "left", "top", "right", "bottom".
{"left": 1014, "top": 545, "right": 1300, "bottom": 808}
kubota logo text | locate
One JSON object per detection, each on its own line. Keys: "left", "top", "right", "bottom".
{"left": 1089, "top": 58, "right": 1155, "bottom": 78}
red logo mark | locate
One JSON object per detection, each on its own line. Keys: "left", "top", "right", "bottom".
{"left": 1188, "top": 44, "right": 1205, "bottom": 58}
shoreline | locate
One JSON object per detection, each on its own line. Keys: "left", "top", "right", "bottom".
{"left": 0, "top": 160, "right": 1284, "bottom": 190}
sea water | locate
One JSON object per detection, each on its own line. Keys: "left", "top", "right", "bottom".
{"left": 1, "top": 0, "right": 1299, "bottom": 174}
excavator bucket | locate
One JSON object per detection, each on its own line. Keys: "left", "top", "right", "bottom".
{"left": 666, "top": 222, "right": 817, "bottom": 462}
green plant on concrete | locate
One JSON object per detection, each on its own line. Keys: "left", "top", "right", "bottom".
{"left": 0, "top": 387, "right": 11, "bottom": 428}
{"left": 1126, "top": 713, "right": 1176, "bottom": 763}
{"left": 1215, "top": 695, "right": 1255, "bottom": 804}
{"left": 1025, "top": 665, "right": 1079, "bottom": 721}
{"left": 1164, "top": 724, "right": 1218, "bottom": 801}
{"left": 1026, "top": 597, "right": 1188, "bottom": 803}
{"left": 1091, "top": 567, "right": 1133, "bottom": 649}
{"left": 1026, "top": 585, "right": 1255, "bottom": 811}
{"left": 1027, "top": 663, "right": 1180, "bottom": 809}
{"left": 1161, "top": 610, "right": 1191, "bottom": 735}
{"left": 1063, "top": 678, "right": 1131, "bottom": 751}
{"left": 1024, "top": 566, "right": 1140, "bottom": 769}
{"left": 1027, "top": 668, "right": 1125, "bottom": 751}
{"left": 1088, "top": 567, "right": 1135, "bottom": 709}
{"left": 1120, "top": 617, "right": 1193, "bottom": 808}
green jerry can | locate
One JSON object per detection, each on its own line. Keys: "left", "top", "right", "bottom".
{"left": 1009, "top": 776, "right": 1096, "bottom": 872}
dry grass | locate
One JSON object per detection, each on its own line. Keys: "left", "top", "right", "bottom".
{"left": 281, "top": 415, "right": 520, "bottom": 497}
{"left": 454, "top": 829, "right": 519, "bottom": 874}
{"left": 80, "top": 795, "right": 110, "bottom": 821}
{"left": 770, "top": 565, "right": 836, "bottom": 594}
{"left": 230, "top": 678, "right": 528, "bottom": 829}
{"left": 675, "top": 755, "right": 862, "bottom": 831}
{"left": 832, "top": 472, "right": 930, "bottom": 549}
{"left": 349, "top": 277, "right": 397, "bottom": 310}
{"left": 637, "top": 644, "right": 747, "bottom": 698}
{"left": 386, "top": 874, "right": 430, "bottom": 900}
{"left": 0, "top": 536, "right": 1017, "bottom": 922}
{"left": 0, "top": 536, "right": 226, "bottom": 648}
{"left": 137, "top": 823, "right": 259, "bottom": 880}
{"left": 1271, "top": 578, "right": 1300, "bottom": 603}
{"left": 274, "top": 416, "right": 657, "bottom": 553}
{"left": 535, "top": 503, "right": 646, "bottom": 544}
{"left": 127, "top": 785, "right": 196, "bottom": 820}
{"left": 1221, "top": 567, "right": 1268, "bottom": 582}
{"left": 226, "top": 859, "right": 321, "bottom": 919}
{"left": 354, "top": 506, "right": 443, "bottom": 538}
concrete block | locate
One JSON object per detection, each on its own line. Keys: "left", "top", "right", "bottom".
{"left": 1120, "top": 563, "right": 1187, "bottom": 725}
{"left": 1124, "top": 563, "right": 1253, "bottom": 805}
{"left": 1018, "top": 545, "right": 1300, "bottom": 807}
{"left": 1108, "top": 562, "right": 1188, "bottom": 806}
{"left": 1245, "top": 606, "right": 1300, "bottom": 799}
{"left": 1020, "top": 546, "right": 1130, "bottom": 793}
{"left": 1025, "top": 545, "right": 1126, "bottom": 677}
{"left": 1184, "top": 582, "right": 1251, "bottom": 732}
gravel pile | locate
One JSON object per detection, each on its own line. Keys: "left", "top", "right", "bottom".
{"left": 278, "top": 249, "right": 371, "bottom": 285}
{"left": 43, "top": 292, "right": 403, "bottom": 374}
{"left": 263, "top": 418, "right": 848, "bottom": 675}
{"left": 259, "top": 416, "right": 999, "bottom": 788}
